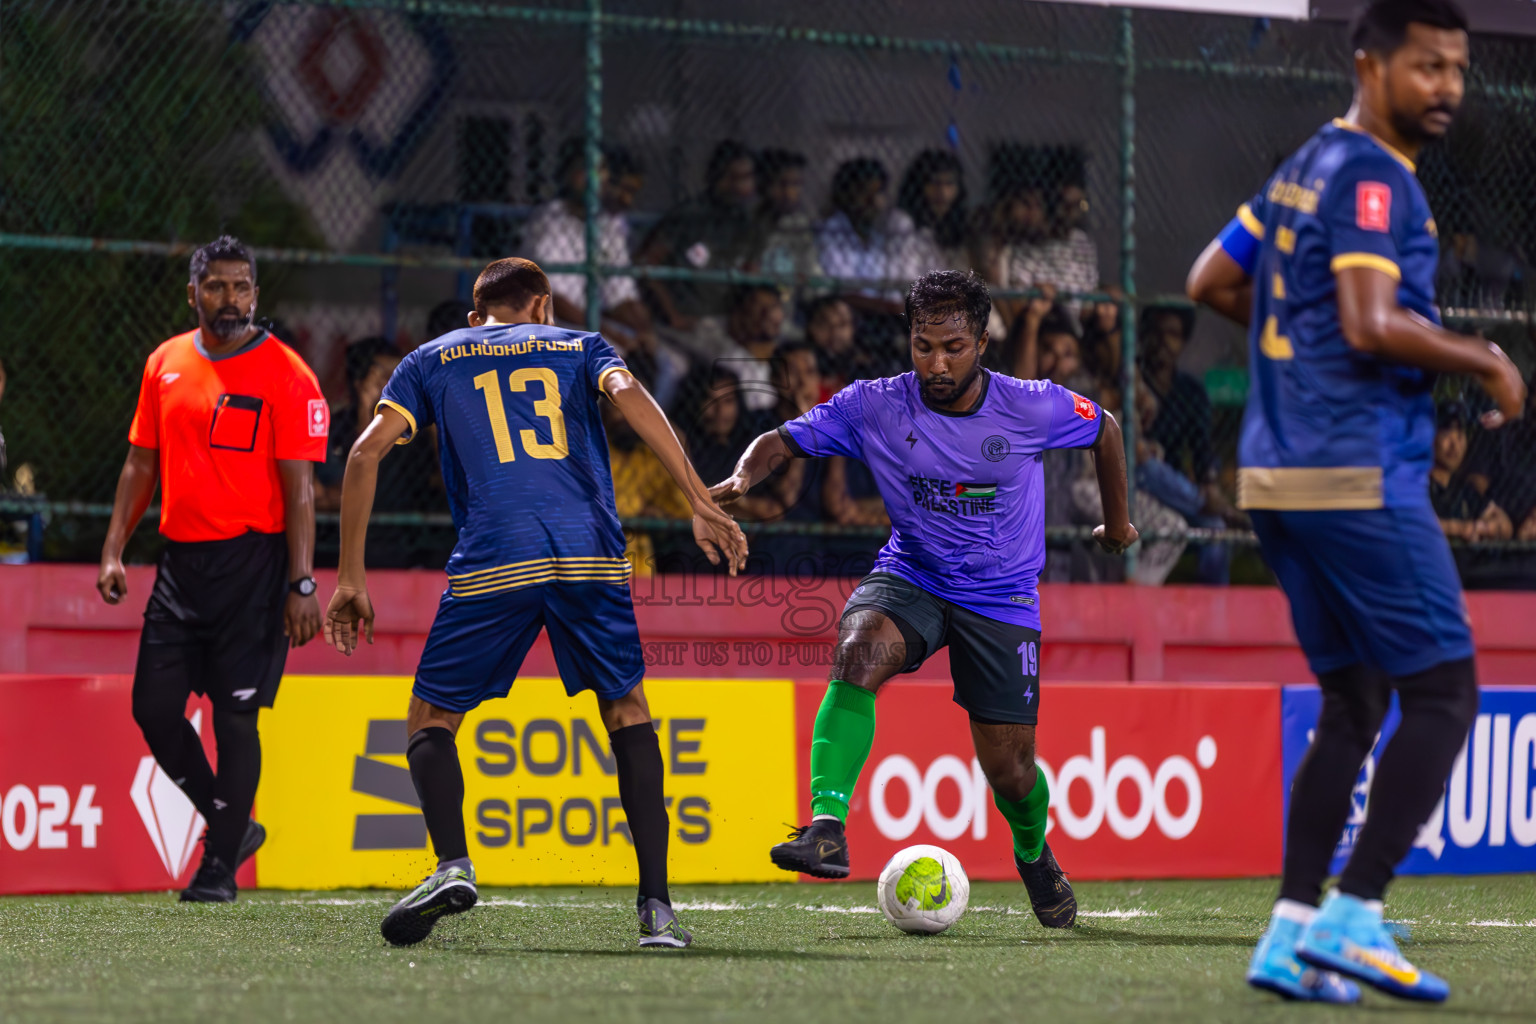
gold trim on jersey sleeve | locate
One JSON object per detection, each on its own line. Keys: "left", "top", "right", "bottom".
{"left": 597, "top": 365, "right": 632, "bottom": 396}
{"left": 1237, "top": 467, "right": 1384, "bottom": 511}
{"left": 376, "top": 399, "right": 418, "bottom": 445}
{"left": 1237, "top": 203, "right": 1264, "bottom": 239}
{"left": 1331, "top": 118, "right": 1416, "bottom": 173}
{"left": 1330, "top": 253, "right": 1401, "bottom": 281}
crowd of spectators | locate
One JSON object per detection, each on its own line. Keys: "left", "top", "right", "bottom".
{"left": 303, "top": 137, "right": 1534, "bottom": 587}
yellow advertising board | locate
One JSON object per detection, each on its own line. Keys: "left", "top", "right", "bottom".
{"left": 255, "top": 677, "right": 797, "bottom": 889}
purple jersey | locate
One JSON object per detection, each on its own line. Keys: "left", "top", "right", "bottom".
{"left": 779, "top": 371, "right": 1103, "bottom": 630}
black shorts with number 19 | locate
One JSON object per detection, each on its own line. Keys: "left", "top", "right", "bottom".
{"left": 841, "top": 572, "right": 1042, "bottom": 725}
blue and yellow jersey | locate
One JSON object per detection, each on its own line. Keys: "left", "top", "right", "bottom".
{"left": 1221, "top": 119, "right": 1440, "bottom": 511}
{"left": 379, "top": 324, "right": 632, "bottom": 597}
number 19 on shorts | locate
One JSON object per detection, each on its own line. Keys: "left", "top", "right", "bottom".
{"left": 1017, "top": 641, "right": 1038, "bottom": 677}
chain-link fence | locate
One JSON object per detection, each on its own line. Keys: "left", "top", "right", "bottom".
{"left": 1, "top": 0, "right": 1533, "bottom": 586}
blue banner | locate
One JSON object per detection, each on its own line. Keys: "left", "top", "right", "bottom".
{"left": 1281, "top": 686, "right": 1536, "bottom": 875}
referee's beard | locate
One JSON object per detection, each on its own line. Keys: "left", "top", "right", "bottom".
{"left": 208, "top": 305, "right": 255, "bottom": 342}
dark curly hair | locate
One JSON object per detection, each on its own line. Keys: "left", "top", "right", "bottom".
{"left": 905, "top": 270, "right": 991, "bottom": 342}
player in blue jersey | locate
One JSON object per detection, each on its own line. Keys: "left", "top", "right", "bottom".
{"left": 712, "top": 270, "right": 1137, "bottom": 928}
{"left": 322, "top": 258, "right": 747, "bottom": 948}
{"left": 1188, "top": 0, "right": 1525, "bottom": 1004}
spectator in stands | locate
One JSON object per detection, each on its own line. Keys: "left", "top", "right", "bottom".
{"left": 689, "top": 284, "right": 785, "bottom": 413}
{"left": 315, "top": 338, "right": 439, "bottom": 566}
{"left": 817, "top": 158, "right": 917, "bottom": 317}
{"left": 425, "top": 299, "right": 473, "bottom": 342}
{"left": 602, "top": 145, "right": 645, "bottom": 215}
{"left": 757, "top": 148, "right": 823, "bottom": 295}
{"left": 805, "top": 294, "right": 902, "bottom": 387}
{"left": 1487, "top": 374, "right": 1536, "bottom": 541}
{"left": 1139, "top": 305, "right": 1213, "bottom": 484}
{"left": 999, "top": 147, "right": 1098, "bottom": 302}
{"left": 317, "top": 338, "right": 428, "bottom": 508}
{"left": 684, "top": 368, "right": 773, "bottom": 515}
{"left": 524, "top": 139, "right": 686, "bottom": 406}
{"left": 898, "top": 149, "right": 971, "bottom": 274}
{"left": 0, "top": 354, "right": 7, "bottom": 485}
{"left": 1080, "top": 288, "right": 1124, "bottom": 393}
{"left": 638, "top": 139, "right": 764, "bottom": 332}
{"left": 604, "top": 389, "right": 693, "bottom": 577}
{"left": 1432, "top": 401, "right": 1512, "bottom": 542}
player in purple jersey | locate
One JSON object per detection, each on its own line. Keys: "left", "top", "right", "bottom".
{"left": 1189, "top": 0, "right": 1524, "bottom": 1004}
{"left": 712, "top": 270, "right": 1136, "bottom": 927}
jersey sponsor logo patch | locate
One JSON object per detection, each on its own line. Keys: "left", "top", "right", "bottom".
{"left": 1072, "top": 392, "right": 1097, "bottom": 420}
{"left": 161, "top": 372, "right": 180, "bottom": 384}
{"left": 308, "top": 399, "right": 330, "bottom": 438}
{"left": 1356, "top": 182, "right": 1391, "bottom": 232}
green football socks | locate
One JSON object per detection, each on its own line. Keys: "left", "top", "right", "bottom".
{"left": 808, "top": 679, "right": 877, "bottom": 821}
{"left": 994, "top": 769, "right": 1050, "bottom": 862}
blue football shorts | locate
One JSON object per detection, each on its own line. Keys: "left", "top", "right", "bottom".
{"left": 1249, "top": 504, "right": 1474, "bottom": 679}
{"left": 412, "top": 580, "right": 644, "bottom": 713}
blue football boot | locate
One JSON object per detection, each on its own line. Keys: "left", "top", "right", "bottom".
{"left": 1247, "top": 912, "right": 1361, "bottom": 1003}
{"left": 1294, "top": 891, "right": 1450, "bottom": 1002}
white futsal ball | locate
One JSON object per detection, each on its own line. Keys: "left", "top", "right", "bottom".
{"left": 876, "top": 844, "right": 970, "bottom": 934}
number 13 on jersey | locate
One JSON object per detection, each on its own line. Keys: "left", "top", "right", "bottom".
{"left": 474, "top": 367, "right": 569, "bottom": 462}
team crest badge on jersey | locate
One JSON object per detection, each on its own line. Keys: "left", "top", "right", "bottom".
{"left": 1357, "top": 182, "right": 1391, "bottom": 232}
{"left": 308, "top": 399, "right": 330, "bottom": 438}
{"left": 1071, "top": 392, "right": 1097, "bottom": 420}
{"left": 981, "top": 435, "right": 1011, "bottom": 462}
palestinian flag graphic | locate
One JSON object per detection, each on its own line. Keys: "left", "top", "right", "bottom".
{"left": 955, "top": 482, "right": 996, "bottom": 498}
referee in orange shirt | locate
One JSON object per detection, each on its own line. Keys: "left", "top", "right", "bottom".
{"left": 98, "top": 236, "right": 328, "bottom": 902}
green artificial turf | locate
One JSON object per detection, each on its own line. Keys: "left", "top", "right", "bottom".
{"left": 3, "top": 877, "right": 1534, "bottom": 1023}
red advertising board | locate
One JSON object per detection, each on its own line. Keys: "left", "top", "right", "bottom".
{"left": 794, "top": 680, "right": 1283, "bottom": 880}
{"left": 0, "top": 675, "right": 256, "bottom": 895}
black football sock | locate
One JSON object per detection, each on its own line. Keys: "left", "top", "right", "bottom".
{"left": 612, "top": 723, "right": 670, "bottom": 907}
{"left": 130, "top": 682, "right": 216, "bottom": 821}
{"left": 407, "top": 727, "right": 468, "bottom": 864}
{"left": 1279, "top": 664, "right": 1390, "bottom": 906}
{"left": 208, "top": 709, "right": 261, "bottom": 867}
{"left": 1338, "top": 658, "right": 1479, "bottom": 902}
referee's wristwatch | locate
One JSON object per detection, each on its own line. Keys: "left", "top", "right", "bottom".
{"left": 290, "top": 576, "right": 317, "bottom": 597}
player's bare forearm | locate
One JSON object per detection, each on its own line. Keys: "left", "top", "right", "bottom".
{"left": 1337, "top": 267, "right": 1527, "bottom": 419}
{"left": 101, "top": 445, "right": 158, "bottom": 562}
{"left": 606, "top": 370, "right": 711, "bottom": 509}
{"left": 278, "top": 460, "right": 316, "bottom": 582}
{"left": 337, "top": 408, "right": 410, "bottom": 588}
{"left": 717, "top": 429, "right": 793, "bottom": 502}
{"left": 97, "top": 444, "right": 158, "bottom": 603}
{"left": 1091, "top": 412, "right": 1137, "bottom": 552}
{"left": 1186, "top": 240, "right": 1253, "bottom": 328}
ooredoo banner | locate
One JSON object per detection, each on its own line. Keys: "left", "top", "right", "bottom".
{"left": 796, "top": 681, "right": 1284, "bottom": 880}
{"left": 1281, "top": 685, "right": 1536, "bottom": 875}
{"left": 0, "top": 675, "right": 256, "bottom": 895}
{"left": 254, "top": 676, "right": 798, "bottom": 889}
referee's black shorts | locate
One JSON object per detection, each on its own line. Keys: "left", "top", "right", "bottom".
{"left": 134, "top": 530, "right": 290, "bottom": 711}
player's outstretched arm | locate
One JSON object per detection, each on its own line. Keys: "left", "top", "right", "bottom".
{"left": 605, "top": 369, "right": 748, "bottom": 576}
{"left": 97, "top": 444, "right": 159, "bottom": 604}
{"left": 1186, "top": 238, "right": 1254, "bottom": 328}
{"left": 710, "top": 429, "right": 795, "bottom": 507}
{"left": 323, "top": 406, "right": 408, "bottom": 654}
{"left": 1089, "top": 412, "right": 1139, "bottom": 554}
{"left": 1337, "top": 267, "right": 1527, "bottom": 423}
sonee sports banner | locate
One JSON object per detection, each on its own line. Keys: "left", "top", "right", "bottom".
{"left": 253, "top": 677, "right": 799, "bottom": 889}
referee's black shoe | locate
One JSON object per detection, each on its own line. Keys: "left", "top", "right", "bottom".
{"left": 180, "top": 852, "right": 237, "bottom": 903}
{"left": 238, "top": 820, "right": 267, "bottom": 869}
{"left": 770, "top": 819, "right": 850, "bottom": 878}
{"left": 1015, "top": 842, "right": 1076, "bottom": 928}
